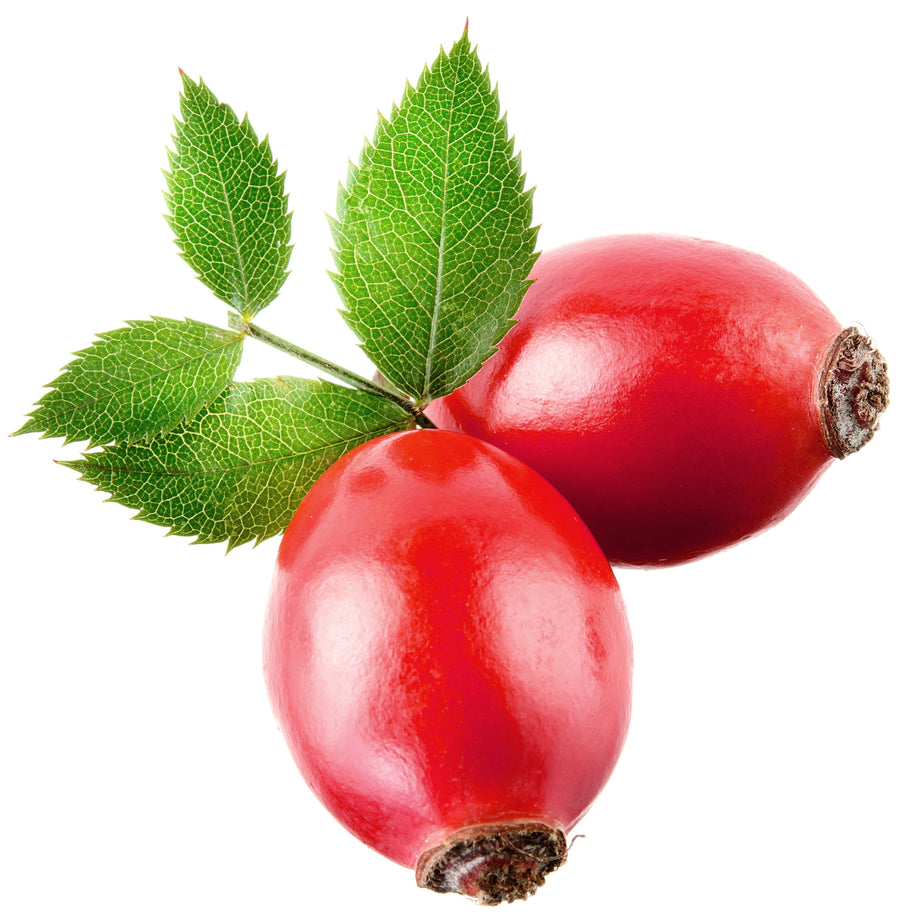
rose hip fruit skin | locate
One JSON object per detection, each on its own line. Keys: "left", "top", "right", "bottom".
{"left": 427, "top": 234, "right": 889, "bottom": 566}
{"left": 264, "top": 429, "right": 632, "bottom": 903}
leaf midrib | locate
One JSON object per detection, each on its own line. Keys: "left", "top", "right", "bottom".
{"left": 70, "top": 421, "right": 406, "bottom": 477}
{"left": 212, "top": 149, "right": 251, "bottom": 311}
{"left": 422, "top": 54, "right": 462, "bottom": 404}
{"left": 49, "top": 333, "right": 241, "bottom": 424}
{"left": 202, "top": 104, "right": 253, "bottom": 312}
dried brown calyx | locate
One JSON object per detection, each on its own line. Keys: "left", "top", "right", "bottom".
{"left": 416, "top": 822, "right": 568, "bottom": 905}
{"left": 819, "top": 326, "right": 890, "bottom": 458}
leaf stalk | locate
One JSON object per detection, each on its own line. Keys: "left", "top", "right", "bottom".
{"left": 230, "top": 315, "right": 436, "bottom": 428}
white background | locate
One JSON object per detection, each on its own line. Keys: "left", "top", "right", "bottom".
{"left": 2, "top": 2, "right": 897, "bottom": 914}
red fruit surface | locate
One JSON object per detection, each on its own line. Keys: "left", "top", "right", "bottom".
{"left": 264, "top": 429, "right": 632, "bottom": 902}
{"left": 427, "top": 234, "right": 889, "bottom": 566}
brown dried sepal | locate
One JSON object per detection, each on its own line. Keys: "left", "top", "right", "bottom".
{"left": 416, "top": 821, "right": 568, "bottom": 905}
{"left": 819, "top": 326, "right": 890, "bottom": 458}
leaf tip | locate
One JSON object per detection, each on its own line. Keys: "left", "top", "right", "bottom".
{"left": 177, "top": 69, "right": 198, "bottom": 92}
{"left": 453, "top": 19, "right": 473, "bottom": 53}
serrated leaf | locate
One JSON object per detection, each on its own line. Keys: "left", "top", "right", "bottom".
{"left": 60, "top": 378, "right": 413, "bottom": 549}
{"left": 15, "top": 318, "right": 244, "bottom": 447}
{"left": 330, "top": 27, "right": 538, "bottom": 405}
{"left": 164, "top": 73, "right": 292, "bottom": 318}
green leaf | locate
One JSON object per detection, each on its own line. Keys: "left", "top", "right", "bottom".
{"left": 61, "top": 378, "right": 413, "bottom": 549}
{"left": 164, "top": 73, "right": 292, "bottom": 318}
{"left": 330, "top": 27, "right": 538, "bottom": 405}
{"left": 15, "top": 318, "right": 244, "bottom": 447}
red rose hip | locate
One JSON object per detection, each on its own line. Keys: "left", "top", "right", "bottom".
{"left": 264, "top": 429, "right": 632, "bottom": 903}
{"left": 427, "top": 234, "right": 890, "bottom": 566}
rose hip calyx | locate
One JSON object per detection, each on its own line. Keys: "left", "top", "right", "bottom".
{"left": 416, "top": 822, "right": 568, "bottom": 905}
{"left": 820, "top": 326, "right": 890, "bottom": 458}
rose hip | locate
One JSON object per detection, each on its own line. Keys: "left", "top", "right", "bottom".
{"left": 427, "top": 234, "right": 889, "bottom": 566}
{"left": 264, "top": 429, "right": 632, "bottom": 903}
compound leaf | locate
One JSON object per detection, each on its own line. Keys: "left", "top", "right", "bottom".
{"left": 61, "top": 378, "right": 413, "bottom": 549}
{"left": 330, "top": 26, "right": 538, "bottom": 405}
{"left": 165, "top": 73, "right": 292, "bottom": 318}
{"left": 15, "top": 317, "right": 244, "bottom": 447}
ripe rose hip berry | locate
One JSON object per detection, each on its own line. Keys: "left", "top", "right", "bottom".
{"left": 264, "top": 429, "right": 632, "bottom": 904}
{"left": 427, "top": 234, "right": 890, "bottom": 566}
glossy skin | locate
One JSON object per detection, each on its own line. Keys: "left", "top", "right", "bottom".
{"left": 264, "top": 429, "right": 632, "bottom": 870}
{"left": 428, "top": 234, "right": 844, "bottom": 566}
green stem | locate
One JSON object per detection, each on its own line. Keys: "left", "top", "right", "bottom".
{"left": 231, "top": 315, "right": 436, "bottom": 429}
